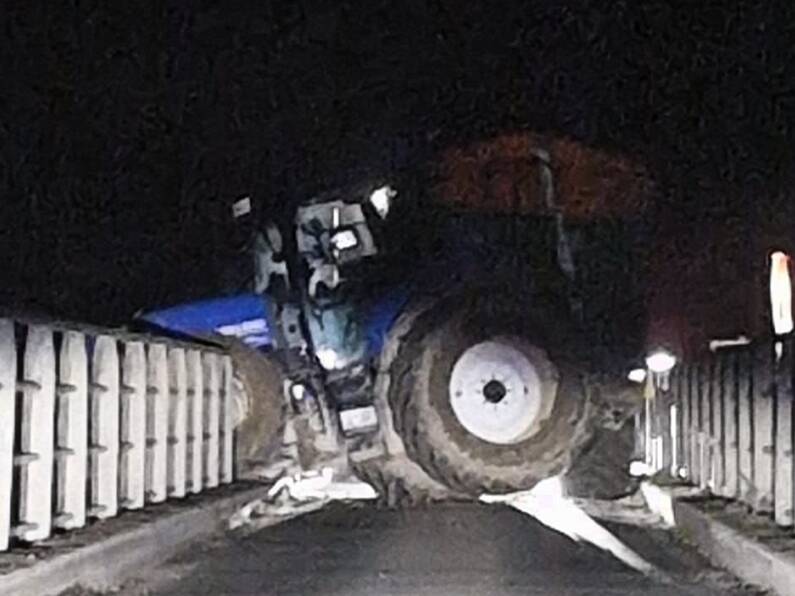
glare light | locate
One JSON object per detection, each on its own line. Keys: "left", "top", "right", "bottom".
{"left": 330, "top": 229, "right": 359, "bottom": 251}
{"left": 627, "top": 368, "right": 647, "bottom": 384}
{"left": 290, "top": 383, "right": 307, "bottom": 401}
{"left": 316, "top": 348, "right": 340, "bottom": 370}
{"left": 369, "top": 185, "right": 396, "bottom": 218}
{"left": 645, "top": 350, "right": 677, "bottom": 374}
{"left": 770, "top": 251, "right": 793, "bottom": 335}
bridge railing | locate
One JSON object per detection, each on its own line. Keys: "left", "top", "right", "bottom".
{"left": 0, "top": 319, "right": 237, "bottom": 551}
{"left": 639, "top": 336, "right": 794, "bottom": 530}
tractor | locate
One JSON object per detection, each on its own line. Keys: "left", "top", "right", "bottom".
{"left": 139, "top": 134, "right": 654, "bottom": 502}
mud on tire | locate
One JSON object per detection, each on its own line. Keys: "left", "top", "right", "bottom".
{"left": 387, "top": 289, "right": 595, "bottom": 495}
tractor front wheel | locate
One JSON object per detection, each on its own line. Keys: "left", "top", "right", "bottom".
{"left": 224, "top": 340, "right": 287, "bottom": 478}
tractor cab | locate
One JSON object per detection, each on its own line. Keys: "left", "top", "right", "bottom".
{"left": 243, "top": 183, "right": 404, "bottom": 436}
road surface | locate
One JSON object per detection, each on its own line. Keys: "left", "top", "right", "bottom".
{"left": 114, "top": 502, "right": 759, "bottom": 596}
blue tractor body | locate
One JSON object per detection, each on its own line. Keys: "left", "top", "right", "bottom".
{"left": 140, "top": 285, "right": 410, "bottom": 363}
{"left": 140, "top": 293, "right": 277, "bottom": 350}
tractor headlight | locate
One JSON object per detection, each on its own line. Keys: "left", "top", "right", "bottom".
{"left": 330, "top": 229, "right": 359, "bottom": 252}
{"left": 369, "top": 185, "right": 396, "bottom": 219}
{"left": 289, "top": 382, "right": 307, "bottom": 401}
{"left": 316, "top": 348, "right": 340, "bottom": 370}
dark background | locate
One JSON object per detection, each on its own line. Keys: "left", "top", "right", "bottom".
{"left": 1, "top": 1, "right": 793, "bottom": 325}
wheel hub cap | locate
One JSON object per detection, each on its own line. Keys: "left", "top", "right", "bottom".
{"left": 449, "top": 339, "right": 543, "bottom": 445}
{"left": 482, "top": 379, "right": 507, "bottom": 404}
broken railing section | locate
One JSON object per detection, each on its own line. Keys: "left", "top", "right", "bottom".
{"left": 0, "top": 320, "right": 237, "bottom": 551}
{"left": 639, "top": 336, "right": 795, "bottom": 531}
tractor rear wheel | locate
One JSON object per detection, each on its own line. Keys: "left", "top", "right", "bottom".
{"left": 387, "top": 290, "right": 594, "bottom": 495}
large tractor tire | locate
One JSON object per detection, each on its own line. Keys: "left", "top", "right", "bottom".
{"left": 387, "top": 289, "right": 594, "bottom": 495}
{"left": 224, "top": 340, "right": 287, "bottom": 477}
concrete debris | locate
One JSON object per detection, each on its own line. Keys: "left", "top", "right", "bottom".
{"left": 481, "top": 477, "right": 669, "bottom": 581}
{"left": 229, "top": 467, "right": 378, "bottom": 532}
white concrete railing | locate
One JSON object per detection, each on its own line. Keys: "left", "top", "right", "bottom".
{"left": 639, "top": 337, "right": 795, "bottom": 531}
{"left": 0, "top": 320, "right": 236, "bottom": 550}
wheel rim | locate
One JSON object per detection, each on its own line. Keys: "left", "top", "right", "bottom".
{"left": 448, "top": 338, "right": 546, "bottom": 445}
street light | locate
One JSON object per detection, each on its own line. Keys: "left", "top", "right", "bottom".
{"left": 645, "top": 349, "right": 677, "bottom": 374}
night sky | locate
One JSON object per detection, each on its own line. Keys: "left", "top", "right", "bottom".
{"left": 1, "top": 1, "right": 793, "bottom": 325}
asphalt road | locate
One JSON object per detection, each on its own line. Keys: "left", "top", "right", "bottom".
{"left": 121, "top": 502, "right": 759, "bottom": 596}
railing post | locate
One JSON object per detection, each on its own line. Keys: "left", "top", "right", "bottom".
{"left": 669, "top": 365, "right": 684, "bottom": 477}
{"left": 711, "top": 357, "right": 725, "bottom": 493}
{"left": 643, "top": 374, "right": 653, "bottom": 469}
{"left": 633, "top": 401, "right": 645, "bottom": 463}
{"left": 203, "top": 353, "right": 220, "bottom": 489}
{"left": 753, "top": 343, "right": 775, "bottom": 513}
{"left": 167, "top": 348, "right": 188, "bottom": 498}
{"left": 738, "top": 348, "right": 754, "bottom": 505}
{"left": 187, "top": 350, "right": 204, "bottom": 494}
{"left": 220, "top": 355, "right": 234, "bottom": 484}
{"left": 660, "top": 376, "right": 674, "bottom": 475}
{"left": 120, "top": 341, "right": 147, "bottom": 509}
{"left": 679, "top": 364, "right": 691, "bottom": 481}
{"left": 699, "top": 360, "right": 712, "bottom": 491}
{"left": 89, "top": 336, "right": 120, "bottom": 519}
{"left": 689, "top": 363, "right": 702, "bottom": 487}
{"left": 55, "top": 331, "right": 88, "bottom": 530}
{"left": 721, "top": 350, "right": 739, "bottom": 499}
{"left": 774, "top": 338, "right": 794, "bottom": 527}
{"left": 17, "top": 325, "right": 56, "bottom": 542}
{"left": 146, "top": 344, "right": 169, "bottom": 503}
{"left": 0, "top": 321, "right": 16, "bottom": 550}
